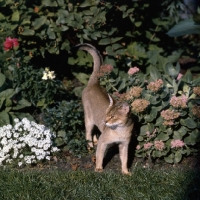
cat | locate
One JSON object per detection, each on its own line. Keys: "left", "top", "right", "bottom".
{"left": 74, "top": 43, "right": 134, "bottom": 175}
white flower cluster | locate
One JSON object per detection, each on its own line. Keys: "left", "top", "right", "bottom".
{"left": 42, "top": 67, "right": 56, "bottom": 80}
{"left": 0, "top": 118, "right": 59, "bottom": 167}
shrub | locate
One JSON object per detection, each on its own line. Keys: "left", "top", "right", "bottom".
{"left": 44, "top": 100, "right": 87, "bottom": 156}
{"left": 12, "top": 65, "right": 64, "bottom": 109}
{"left": 0, "top": 57, "right": 32, "bottom": 126}
{"left": 101, "top": 60, "right": 200, "bottom": 164}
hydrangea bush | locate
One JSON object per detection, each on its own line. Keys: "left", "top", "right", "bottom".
{"left": 0, "top": 118, "right": 59, "bottom": 167}
{"left": 100, "top": 61, "right": 200, "bottom": 164}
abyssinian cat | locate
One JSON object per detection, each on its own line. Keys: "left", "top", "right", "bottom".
{"left": 74, "top": 43, "right": 134, "bottom": 175}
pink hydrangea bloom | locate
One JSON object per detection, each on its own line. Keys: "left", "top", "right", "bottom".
{"left": 171, "top": 139, "right": 185, "bottom": 148}
{"left": 144, "top": 142, "right": 153, "bottom": 150}
{"left": 4, "top": 37, "right": 19, "bottom": 51}
{"left": 154, "top": 140, "right": 165, "bottom": 151}
{"left": 136, "top": 145, "right": 141, "bottom": 150}
{"left": 128, "top": 67, "right": 140, "bottom": 75}
{"left": 177, "top": 73, "right": 183, "bottom": 80}
{"left": 170, "top": 95, "right": 188, "bottom": 108}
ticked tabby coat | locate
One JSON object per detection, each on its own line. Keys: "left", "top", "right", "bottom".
{"left": 74, "top": 43, "right": 134, "bottom": 175}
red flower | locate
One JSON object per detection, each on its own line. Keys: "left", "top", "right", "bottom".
{"left": 3, "top": 37, "right": 19, "bottom": 51}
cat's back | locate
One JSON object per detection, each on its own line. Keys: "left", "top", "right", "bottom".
{"left": 82, "top": 83, "right": 109, "bottom": 108}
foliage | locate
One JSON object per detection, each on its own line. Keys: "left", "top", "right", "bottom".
{"left": 44, "top": 100, "right": 87, "bottom": 155}
{"left": 0, "top": 0, "right": 199, "bottom": 163}
{"left": 0, "top": 61, "right": 32, "bottom": 126}
{"left": 101, "top": 54, "right": 200, "bottom": 164}
{"left": 0, "top": 118, "right": 59, "bottom": 167}
{"left": 0, "top": 0, "right": 187, "bottom": 85}
{"left": 13, "top": 65, "right": 64, "bottom": 109}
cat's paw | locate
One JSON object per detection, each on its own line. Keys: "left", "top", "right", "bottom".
{"left": 95, "top": 168, "right": 104, "bottom": 173}
{"left": 122, "top": 170, "right": 132, "bottom": 176}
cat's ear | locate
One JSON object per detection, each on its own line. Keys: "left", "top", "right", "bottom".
{"left": 119, "top": 102, "right": 130, "bottom": 115}
{"left": 108, "top": 94, "right": 115, "bottom": 107}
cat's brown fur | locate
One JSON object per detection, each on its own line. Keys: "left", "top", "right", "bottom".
{"left": 74, "top": 43, "right": 134, "bottom": 175}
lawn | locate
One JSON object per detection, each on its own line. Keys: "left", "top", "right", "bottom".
{"left": 0, "top": 165, "right": 199, "bottom": 200}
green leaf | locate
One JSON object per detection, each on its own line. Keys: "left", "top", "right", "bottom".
{"left": 12, "top": 98, "right": 31, "bottom": 110}
{"left": 137, "top": 136, "right": 144, "bottom": 141}
{"left": 42, "top": 0, "right": 58, "bottom": 7}
{"left": 79, "top": 1, "right": 91, "bottom": 7}
{"left": 173, "top": 131, "right": 182, "bottom": 140}
{"left": 0, "top": 89, "right": 15, "bottom": 98}
{"left": 140, "top": 123, "right": 154, "bottom": 135}
{"left": 191, "top": 129, "right": 200, "bottom": 143}
{"left": 21, "top": 29, "right": 35, "bottom": 36}
{"left": 57, "top": 130, "right": 67, "bottom": 138}
{"left": 193, "top": 76, "right": 200, "bottom": 86}
{"left": 157, "top": 132, "right": 169, "bottom": 141}
{"left": 0, "top": 13, "right": 5, "bottom": 21}
{"left": 184, "top": 129, "right": 200, "bottom": 145}
{"left": 47, "top": 27, "right": 56, "bottom": 39}
{"left": 155, "top": 116, "right": 163, "bottom": 126}
{"left": 167, "top": 18, "right": 200, "bottom": 37}
{"left": 54, "top": 137, "right": 65, "bottom": 146}
{"left": 149, "top": 66, "right": 161, "bottom": 80}
{"left": 154, "top": 150, "right": 162, "bottom": 158}
{"left": 73, "top": 72, "right": 89, "bottom": 85}
{"left": 164, "top": 153, "right": 174, "bottom": 163}
{"left": 0, "top": 73, "right": 6, "bottom": 87}
{"left": 180, "top": 118, "right": 197, "bottom": 129}
{"left": 165, "top": 62, "right": 179, "bottom": 77}
{"left": 32, "top": 16, "right": 46, "bottom": 30}
{"left": 182, "top": 70, "right": 193, "bottom": 83}
{"left": 135, "top": 21, "right": 142, "bottom": 27}
{"left": 174, "top": 151, "right": 182, "bottom": 163}
{"left": 147, "top": 50, "right": 159, "bottom": 66}
{"left": 118, "top": 78, "right": 126, "bottom": 91}
{"left": 111, "top": 37, "right": 123, "bottom": 43}
{"left": 98, "top": 38, "right": 111, "bottom": 45}
{"left": 0, "top": 111, "right": 10, "bottom": 126}
{"left": 11, "top": 10, "right": 19, "bottom": 22}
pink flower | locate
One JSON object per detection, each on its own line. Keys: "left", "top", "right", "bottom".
{"left": 3, "top": 37, "right": 19, "bottom": 51}
{"left": 177, "top": 73, "right": 183, "bottom": 80}
{"left": 161, "top": 109, "right": 180, "bottom": 122}
{"left": 170, "top": 95, "right": 188, "bottom": 108}
{"left": 97, "top": 64, "right": 113, "bottom": 77}
{"left": 147, "top": 79, "right": 163, "bottom": 92}
{"left": 154, "top": 140, "right": 165, "bottom": 151}
{"left": 171, "top": 139, "right": 185, "bottom": 148}
{"left": 128, "top": 67, "right": 140, "bottom": 75}
{"left": 144, "top": 142, "right": 153, "bottom": 150}
{"left": 131, "top": 99, "right": 150, "bottom": 113}
{"left": 136, "top": 145, "right": 141, "bottom": 150}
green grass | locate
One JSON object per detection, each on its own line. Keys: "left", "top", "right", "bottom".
{"left": 0, "top": 167, "right": 199, "bottom": 200}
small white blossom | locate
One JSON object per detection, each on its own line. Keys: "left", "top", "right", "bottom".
{"left": 0, "top": 118, "right": 59, "bottom": 167}
{"left": 42, "top": 68, "right": 56, "bottom": 80}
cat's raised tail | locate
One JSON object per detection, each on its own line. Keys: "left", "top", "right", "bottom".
{"left": 74, "top": 43, "right": 103, "bottom": 85}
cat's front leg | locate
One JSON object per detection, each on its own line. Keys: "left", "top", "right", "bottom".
{"left": 119, "top": 142, "right": 131, "bottom": 175}
{"left": 95, "top": 139, "right": 107, "bottom": 172}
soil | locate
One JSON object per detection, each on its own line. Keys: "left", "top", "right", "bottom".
{"left": 33, "top": 145, "right": 200, "bottom": 173}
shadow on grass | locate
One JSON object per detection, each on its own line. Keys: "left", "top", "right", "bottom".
{"left": 183, "top": 153, "right": 200, "bottom": 200}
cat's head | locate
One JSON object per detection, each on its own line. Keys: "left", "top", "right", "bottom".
{"left": 104, "top": 94, "right": 130, "bottom": 130}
